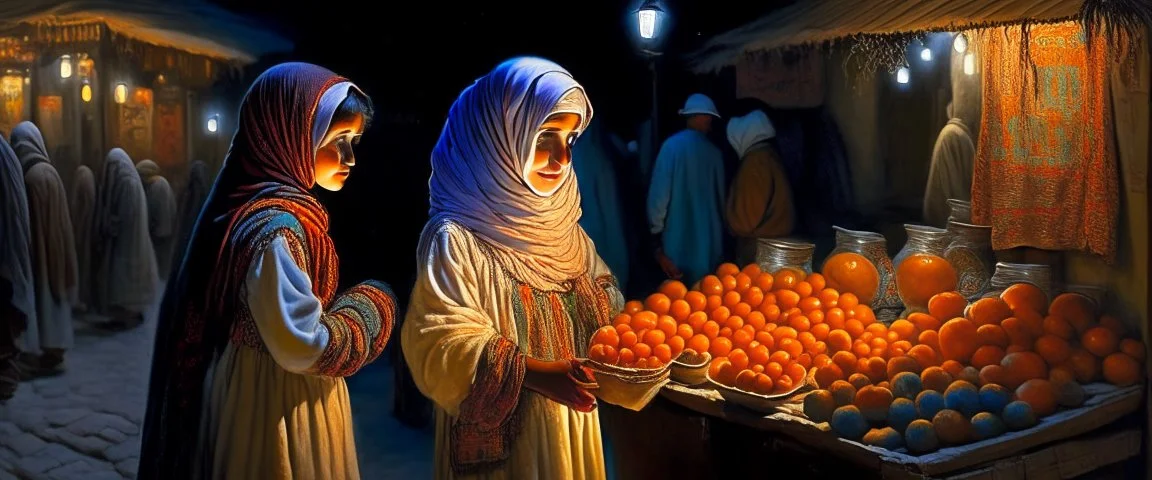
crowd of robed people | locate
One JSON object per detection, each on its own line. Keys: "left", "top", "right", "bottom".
{"left": 0, "top": 121, "right": 213, "bottom": 400}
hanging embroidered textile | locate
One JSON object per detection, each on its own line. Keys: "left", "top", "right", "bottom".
{"left": 971, "top": 23, "right": 1119, "bottom": 260}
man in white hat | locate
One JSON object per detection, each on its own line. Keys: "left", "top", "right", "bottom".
{"left": 647, "top": 93, "right": 726, "bottom": 285}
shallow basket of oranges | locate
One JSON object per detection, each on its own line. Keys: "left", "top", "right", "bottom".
{"left": 706, "top": 364, "right": 815, "bottom": 413}
{"left": 584, "top": 322, "right": 673, "bottom": 411}
{"left": 670, "top": 349, "right": 712, "bottom": 386}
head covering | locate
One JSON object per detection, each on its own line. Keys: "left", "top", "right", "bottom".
{"left": 10, "top": 122, "right": 50, "bottom": 173}
{"left": 141, "top": 62, "right": 361, "bottom": 479}
{"left": 678, "top": 93, "right": 721, "bottom": 118}
{"left": 428, "top": 56, "right": 593, "bottom": 289}
{"left": 726, "top": 110, "right": 777, "bottom": 158}
{"left": 0, "top": 136, "right": 34, "bottom": 341}
{"left": 136, "top": 159, "right": 161, "bottom": 180}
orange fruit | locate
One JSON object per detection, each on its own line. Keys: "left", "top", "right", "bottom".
{"left": 907, "top": 344, "right": 940, "bottom": 368}
{"left": 1001, "top": 351, "right": 1049, "bottom": 389}
{"left": 1102, "top": 352, "right": 1143, "bottom": 387}
{"left": 722, "top": 291, "right": 742, "bottom": 309}
{"left": 631, "top": 311, "right": 658, "bottom": 331}
{"left": 967, "top": 297, "right": 1014, "bottom": 326}
{"left": 741, "top": 263, "right": 762, "bottom": 278}
{"left": 894, "top": 254, "right": 958, "bottom": 309}
{"left": 1098, "top": 315, "right": 1129, "bottom": 337}
{"left": 591, "top": 326, "right": 620, "bottom": 348}
{"left": 794, "top": 281, "right": 814, "bottom": 299}
{"left": 978, "top": 364, "right": 1006, "bottom": 386}
{"left": 1041, "top": 315, "right": 1075, "bottom": 341}
{"left": 624, "top": 300, "right": 644, "bottom": 315}
{"left": 999, "top": 317, "right": 1033, "bottom": 347}
{"left": 1015, "top": 308, "right": 1046, "bottom": 338}
{"left": 660, "top": 280, "right": 689, "bottom": 300}
{"left": 970, "top": 345, "right": 1006, "bottom": 369}
{"left": 918, "top": 330, "right": 941, "bottom": 352}
{"left": 1015, "top": 379, "right": 1058, "bottom": 417}
{"left": 975, "top": 324, "right": 1009, "bottom": 349}
{"left": 806, "top": 273, "right": 827, "bottom": 292}
{"left": 710, "top": 337, "right": 733, "bottom": 357}
{"left": 657, "top": 316, "right": 678, "bottom": 336}
{"left": 733, "top": 273, "right": 753, "bottom": 294}
{"left": 886, "top": 356, "right": 922, "bottom": 380}
{"left": 667, "top": 335, "right": 686, "bottom": 358}
{"left": 653, "top": 343, "right": 674, "bottom": 364}
{"left": 687, "top": 334, "right": 710, "bottom": 355}
{"left": 921, "top": 366, "right": 953, "bottom": 392}
{"left": 684, "top": 291, "right": 708, "bottom": 312}
{"left": 822, "top": 252, "right": 881, "bottom": 305}
{"left": 1064, "top": 348, "right": 1100, "bottom": 383}
{"left": 753, "top": 272, "right": 775, "bottom": 293}
{"left": 938, "top": 318, "right": 979, "bottom": 363}
{"left": 743, "top": 287, "right": 765, "bottom": 308}
{"left": 889, "top": 319, "right": 918, "bottom": 341}
{"left": 687, "top": 311, "right": 708, "bottom": 332}
{"left": 699, "top": 275, "right": 724, "bottom": 296}
{"left": 669, "top": 300, "right": 692, "bottom": 322}
{"left": 1048, "top": 293, "right": 1097, "bottom": 334}
{"left": 1081, "top": 326, "right": 1119, "bottom": 358}
{"left": 940, "top": 360, "right": 965, "bottom": 378}
{"left": 1033, "top": 335, "right": 1071, "bottom": 365}
{"left": 928, "top": 292, "right": 967, "bottom": 321}
{"left": 716, "top": 262, "right": 741, "bottom": 277}
{"left": 815, "top": 363, "right": 844, "bottom": 388}
{"left": 907, "top": 313, "right": 942, "bottom": 333}
{"left": 1119, "top": 338, "right": 1146, "bottom": 361}
{"left": 1000, "top": 283, "right": 1049, "bottom": 315}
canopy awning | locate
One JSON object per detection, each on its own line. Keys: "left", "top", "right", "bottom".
{"left": 688, "top": 0, "right": 1087, "bottom": 73}
{"left": 0, "top": 0, "right": 293, "bottom": 64}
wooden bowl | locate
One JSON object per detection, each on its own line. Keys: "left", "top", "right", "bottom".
{"left": 670, "top": 349, "right": 712, "bottom": 385}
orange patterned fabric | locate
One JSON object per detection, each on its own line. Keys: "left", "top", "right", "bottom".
{"left": 972, "top": 23, "right": 1119, "bottom": 260}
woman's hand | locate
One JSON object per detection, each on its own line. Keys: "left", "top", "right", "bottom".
{"left": 655, "top": 249, "right": 683, "bottom": 280}
{"left": 524, "top": 358, "right": 598, "bottom": 412}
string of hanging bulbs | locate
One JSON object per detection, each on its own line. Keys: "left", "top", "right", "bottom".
{"left": 895, "top": 32, "right": 977, "bottom": 85}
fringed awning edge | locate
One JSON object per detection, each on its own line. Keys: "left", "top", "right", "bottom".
{"left": 711, "top": 0, "right": 1152, "bottom": 81}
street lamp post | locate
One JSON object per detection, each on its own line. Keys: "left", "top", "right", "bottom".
{"left": 635, "top": 0, "right": 666, "bottom": 178}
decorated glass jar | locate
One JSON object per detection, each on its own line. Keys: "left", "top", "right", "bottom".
{"left": 893, "top": 224, "right": 951, "bottom": 270}
{"left": 943, "top": 221, "right": 995, "bottom": 300}
{"left": 823, "top": 227, "right": 900, "bottom": 313}
{"left": 947, "top": 199, "right": 972, "bottom": 224}
{"left": 986, "top": 262, "right": 1053, "bottom": 300}
{"left": 756, "top": 238, "right": 816, "bottom": 277}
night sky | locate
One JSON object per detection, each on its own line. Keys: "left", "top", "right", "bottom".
{"left": 208, "top": 0, "right": 790, "bottom": 301}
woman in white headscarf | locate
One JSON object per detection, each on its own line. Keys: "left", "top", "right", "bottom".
{"left": 10, "top": 121, "right": 77, "bottom": 376}
{"left": 70, "top": 165, "right": 96, "bottom": 311}
{"left": 135, "top": 160, "right": 178, "bottom": 280}
{"left": 402, "top": 57, "right": 621, "bottom": 480}
{"left": 91, "top": 148, "right": 156, "bottom": 327}
{"left": 0, "top": 135, "right": 34, "bottom": 398}
{"left": 724, "top": 110, "right": 795, "bottom": 265}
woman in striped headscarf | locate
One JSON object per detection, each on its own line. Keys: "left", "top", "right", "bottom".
{"left": 140, "top": 62, "right": 396, "bottom": 480}
{"left": 402, "top": 57, "right": 622, "bottom": 480}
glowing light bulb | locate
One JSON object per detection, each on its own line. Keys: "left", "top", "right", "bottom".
{"left": 59, "top": 55, "right": 72, "bottom": 79}
{"left": 954, "top": 33, "right": 968, "bottom": 53}
{"left": 638, "top": 10, "right": 657, "bottom": 39}
{"left": 896, "top": 67, "right": 910, "bottom": 84}
{"left": 963, "top": 53, "right": 976, "bottom": 75}
{"left": 207, "top": 115, "right": 219, "bottom": 133}
{"left": 81, "top": 83, "right": 92, "bottom": 102}
{"left": 920, "top": 47, "right": 932, "bottom": 62}
{"left": 114, "top": 83, "right": 127, "bottom": 104}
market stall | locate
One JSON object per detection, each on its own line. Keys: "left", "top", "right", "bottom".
{"left": 593, "top": 0, "right": 1150, "bottom": 478}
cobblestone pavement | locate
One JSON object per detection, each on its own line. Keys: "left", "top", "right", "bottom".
{"left": 0, "top": 290, "right": 160, "bottom": 480}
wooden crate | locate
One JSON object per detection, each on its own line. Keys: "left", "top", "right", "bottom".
{"left": 660, "top": 382, "right": 1145, "bottom": 478}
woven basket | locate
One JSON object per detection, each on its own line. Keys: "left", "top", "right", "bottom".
{"left": 706, "top": 369, "right": 815, "bottom": 414}
{"left": 670, "top": 350, "right": 712, "bottom": 386}
{"left": 584, "top": 359, "right": 670, "bottom": 412}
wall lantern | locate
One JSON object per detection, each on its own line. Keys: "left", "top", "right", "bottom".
{"left": 963, "top": 53, "right": 976, "bottom": 75}
{"left": 920, "top": 47, "right": 932, "bottom": 62}
{"left": 207, "top": 114, "right": 219, "bottom": 133}
{"left": 59, "top": 55, "right": 73, "bottom": 79}
{"left": 81, "top": 80, "right": 92, "bottom": 102}
{"left": 954, "top": 33, "right": 968, "bottom": 53}
{"left": 896, "top": 66, "right": 910, "bottom": 84}
{"left": 114, "top": 82, "right": 127, "bottom": 104}
{"left": 637, "top": 0, "right": 665, "bottom": 40}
